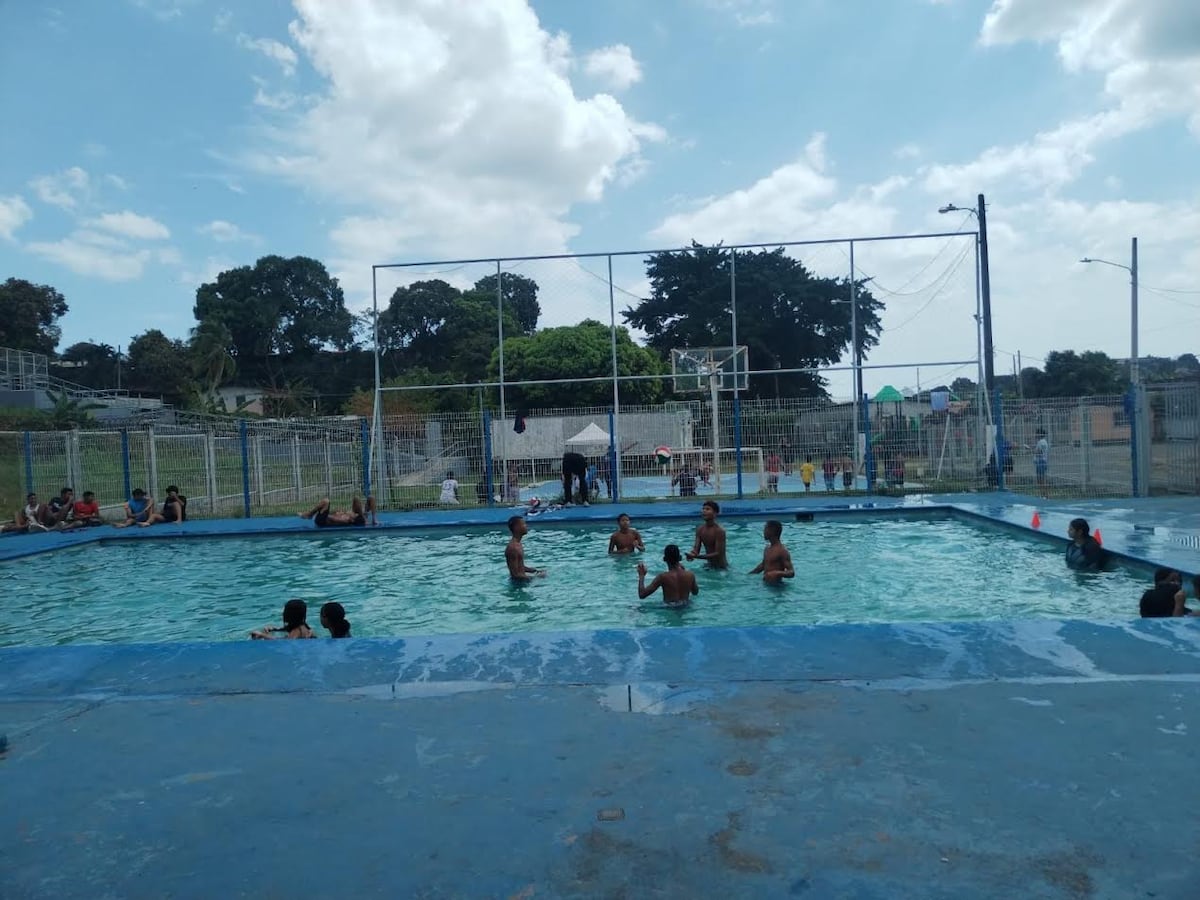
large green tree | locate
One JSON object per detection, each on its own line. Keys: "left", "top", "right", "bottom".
{"left": 54, "top": 341, "right": 118, "bottom": 389}
{"left": 491, "top": 320, "right": 664, "bottom": 408}
{"left": 127, "top": 329, "right": 191, "bottom": 401}
{"left": 1031, "top": 350, "right": 1125, "bottom": 398}
{"left": 622, "top": 244, "right": 884, "bottom": 399}
{"left": 377, "top": 279, "right": 520, "bottom": 382}
{"left": 193, "top": 255, "right": 354, "bottom": 361}
{"left": 0, "top": 278, "right": 69, "bottom": 355}
{"left": 469, "top": 273, "right": 540, "bottom": 335}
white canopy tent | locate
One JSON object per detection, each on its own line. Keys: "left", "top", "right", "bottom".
{"left": 565, "top": 422, "right": 611, "bottom": 451}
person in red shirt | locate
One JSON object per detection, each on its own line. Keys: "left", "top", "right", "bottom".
{"left": 68, "top": 491, "right": 104, "bottom": 527}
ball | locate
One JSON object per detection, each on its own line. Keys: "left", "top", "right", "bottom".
{"left": 655, "top": 445, "right": 672, "bottom": 466}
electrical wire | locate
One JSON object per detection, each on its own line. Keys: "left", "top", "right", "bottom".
{"left": 882, "top": 243, "right": 972, "bottom": 333}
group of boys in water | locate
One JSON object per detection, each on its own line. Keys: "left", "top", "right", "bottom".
{"left": 2, "top": 485, "right": 188, "bottom": 533}
{"left": 505, "top": 499, "right": 794, "bottom": 608}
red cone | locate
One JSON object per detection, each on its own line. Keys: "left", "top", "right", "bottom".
{"left": 1031, "top": 511, "right": 1041, "bottom": 529}
{"left": 1093, "top": 528, "right": 1103, "bottom": 546}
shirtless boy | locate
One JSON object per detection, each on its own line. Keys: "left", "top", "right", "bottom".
{"left": 637, "top": 544, "right": 699, "bottom": 608}
{"left": 686, "top": 500, "right": 727, "bottom": 568}
{"left": 506, "top": 515, "right": 547, "bottom": 581}
{"left": 300, "top": 495, "right": 377, "bottom": 527}
{"left": 748, "top": 519, "right": 795, "bottom": 584}
{"left": 608, "top": 513, "right": 645, "bottom": 554}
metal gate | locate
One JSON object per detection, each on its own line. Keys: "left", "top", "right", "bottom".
{"left": 1155, "top": 383, "right": 1200, "bottom": 494}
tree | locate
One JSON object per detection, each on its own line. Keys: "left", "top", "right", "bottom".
{"left": 56, "top": 341, "right": 118, "bottom": 389}
{"left": 0, "top": 278, "right": 69, "bottom": 355}
{"left": 193, "top": 256, "right": 354, "bottom": 362}
{"left": 491, "top": 320, "right": 664, "bottom": 408}
{"left": 188, "top": 320, "right": 237, "bottom": 404}
{"left": 1036, "top": 350, "right": 1124, "bottom": 397}
{"left": 127, "top": 329, "right": 190, "bottom": 401}
{"left": 622, "top": 244, "right": 884, "bottom": 399}
{"left": 949, "top": 377, "right": 977, "bottom": 398}
{"left": 469, "top": 273, "right": 540, "bottom": 335}
{"left": 377, "top": 280, "right": 519, "bottom": 383}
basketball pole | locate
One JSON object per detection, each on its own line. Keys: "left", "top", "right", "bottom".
{"left": 710, "top": 368, "right": 721, "bottom": 495}
{"left": 607, "top": 254, "right": 622, "bottom": 502}
{"left": 850, "top": 241, "right": 861, "bottom": 480}
{"left": 495, "top": 262, "right": 506, "bottom": 500}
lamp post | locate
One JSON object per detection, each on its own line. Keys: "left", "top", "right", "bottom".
{"left": 1081, "top": 237, "right": 1146, "bottom": 495}
{"left": 939, "top": 194, "right": 994, "bottom": 396}
{"left": 1080, "top": 237, "right": 1139, "bottom": 386}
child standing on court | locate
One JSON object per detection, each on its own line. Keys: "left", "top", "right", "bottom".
{"left": 799, "top": 455, "right": 816, "bottom": 492}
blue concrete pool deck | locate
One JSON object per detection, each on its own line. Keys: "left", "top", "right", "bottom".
{"left": 5, "top": 494, "right": 1200, "bottom": 897}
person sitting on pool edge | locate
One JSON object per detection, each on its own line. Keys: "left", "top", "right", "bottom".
{"left": 1065, "top": 517, "right": 1105, "bottom": 571}
{"left": 300, "top": 495, "right": 377, "bottom": 528}
{"left": 608, "top": 513, "right": 645, "bottom": 554}
{"left": 250, "top": 598, "right": 316, "bottom": 639}
{"left": 67, "top": 491, "right": 104, "bottom": 527}
{"left": 320, "top": 601, "right": 352, "bottom": 637}
{"left": 138, "top": 485, "right": 188, "bottom": 528}
{"left": 114, "top": 488, "right": 155, "bottom": 528}
{"left": 1139, "top": 569, "right": 1196, "bottom": 618}
{"left": 748, "top": 520, "right": 795, "bottom": 585}
{"left": 43, "top": 487, "right": 75, "bottom": 529}
{"left": 1, "top": 493, "right": 46, "bottom": 533}
{"left": 637, "top": 544, "right": 699, "bottom": 608}
{"left": 439, "top": 470, "right": 460, "bottom": 504}
{"left": 505, "top": 515, "right": 546, "bottom": 581}
{"left": 687, "top": 500, "right": 727, "bottom": 569}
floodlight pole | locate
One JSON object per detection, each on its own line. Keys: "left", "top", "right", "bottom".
{"left": 607, "top": 254, "right": 622, "bottom": 500}
{"left": 371, "top": 265, "right": 385, "bottom": 503}
{"left": 495, "top": 262, "right": 506, "bottom": 489}
{"left": 850, "top": 240, "right": 860, "bottom": 480}
{"left": 710, "top": 369, "right": 721, "bottom": 495}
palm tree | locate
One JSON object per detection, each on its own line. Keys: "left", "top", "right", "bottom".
{"left": 188, "top": 320, "right": 237, "bottom": 406}
{"left": 45, "top": 390, "right": 104, "bottom": 428}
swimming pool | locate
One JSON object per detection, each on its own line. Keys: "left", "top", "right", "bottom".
{"left": 1, "top": 514, "right": 1150, "bottom": 646}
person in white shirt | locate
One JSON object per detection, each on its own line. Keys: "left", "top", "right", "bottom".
{"left": 1034, "top": 428, "right": 1049, "bottom": 498}
{"left": 439, "top": 470, "right": 460, "bottom": 504}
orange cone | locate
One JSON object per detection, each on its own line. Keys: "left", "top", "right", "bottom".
{"left": 1093, "top": 528, "right": 1103, "bottom": 546}
{"left": 1031, "top": 511, "right": 1041, "bottom": 529}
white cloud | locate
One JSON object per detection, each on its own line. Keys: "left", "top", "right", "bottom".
{"left": 237, "top": 33, "right": 299, "bottom": 76}
{"left": 239, "top": 0, "right": 661, "bottom": 313}
{"left": 28, "top": 166, "right": 90, "bottom": 209}
{"left": 894, "top": 143, "right": 922, "bottom": 160}
{"left": 698, "top": 0, "right": 776, "bottom": 27}
{"left": 0, "top": 195, "right": 33, "bottom": 240}
{"left": 583, "top": 44, "right": 642, "bottom": 91}
{"left": 129, "top": 0, "right": 198, "bottom": 21}
{"left": 27, "top": 232, "right": 152, "bottom": 281}
{"left": 981, "top": 0, "right": 1200, "bottom": 135}
{"left": 85, "top": 210, "right": 171, "bottom": 240}
{"left": 105, "top": 174, "right": 130, "bottom": 190}
{"left": 251, "top": 76, "right": 298, "bottom": 111}
{"left": 214, "top": 9, "right": 232, "bottom": 32}
{"left": 198, "top": 219, "right": 258, "bottom": 243}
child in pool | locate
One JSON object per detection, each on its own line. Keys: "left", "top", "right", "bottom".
{"left": 250, "top": 599, "right": 315, "bottom": 640}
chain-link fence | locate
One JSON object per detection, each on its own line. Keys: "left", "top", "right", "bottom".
{"left": 7, "top": 384, "right": 1196, "bottom": 520}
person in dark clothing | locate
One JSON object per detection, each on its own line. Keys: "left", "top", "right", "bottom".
{"left": 561, "top": 451, "right": 589, "bottom": 505}
{"left": 1065, "top": 517, "right": 1105, "bottom": 571}
{"left": 671, "top": 467, "right": 697, "bottom": 497}
{"left": 1139, "top": 568, "right": 1192, "bottom": 618}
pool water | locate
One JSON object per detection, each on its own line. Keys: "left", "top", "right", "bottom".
{"left": 0, "top": 515, "right": 1152, "bottom": 647}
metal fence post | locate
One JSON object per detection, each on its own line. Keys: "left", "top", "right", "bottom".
{"left": 22, "top": 431, "right": 33, "bottom": 494}
{"left": 483, "top": 410, "right": 494, "bottom": 506}
{"left": 323, "top": 433, "right": 333, "bottom": 495}
{"left": 239, "top": 419, "right": 252, "bottom": 517}
{"left": 253, "top": 433, "right": 265, "bottom": 507}
{"left": 205, "top": 429, "right": 218, "bottom": 514}
{"left": 607, "top": 408, "right": 619, "bottom": 503}
{"left": 733, "top": 397, "right": 744, "bottom": 499}
{"left": 989, "top": 389, "right": 1005, "bottom": 491}
{"left": 291, "top": 432, "right": 302, "bottom": 502}
{"left": 148, "top": 426, "right": 159, "bottom": 497}
{"left": 360, "top": 417, "right": 371, "bottom": 499}
{"left": 863, "top": 394, "right": 875, "bottom": 494}
{"left": 120, "top": 429, "right": 132, "bottom": 500}
{"left": 1125, "top": 389, "right": 1139, "bottom": 497}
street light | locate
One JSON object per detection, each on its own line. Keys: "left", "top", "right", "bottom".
{"left": 938, "top": 194, "right": 994, "bottom": 397}
{"left": 1080, "top": 237, "right": 1144, "bottom": 496}
{"left": 1080, "top": 237, "right": 1139, "bottom": 387}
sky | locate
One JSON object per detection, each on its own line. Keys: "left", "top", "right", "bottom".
{"left": 0, "top": 0, "right": 1198, "bottom": 399}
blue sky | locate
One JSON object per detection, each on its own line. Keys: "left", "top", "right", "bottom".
{"left": 1, "top": 0, "right": 1197, "bottom": 397}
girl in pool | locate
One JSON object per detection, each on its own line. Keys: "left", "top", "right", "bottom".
{"left": 250, "top": 599, "right": 315, "bottom": 640}
{"left": 320, "top": 601, "right": 351, "bottom": 638}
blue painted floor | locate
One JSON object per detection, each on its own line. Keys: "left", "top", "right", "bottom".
{"left": 3, "top": 620, "right": 1200, "bottom": 898}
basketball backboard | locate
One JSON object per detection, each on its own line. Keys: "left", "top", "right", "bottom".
{"left": 670, "top": 346, "right": 749, "bottom": 394}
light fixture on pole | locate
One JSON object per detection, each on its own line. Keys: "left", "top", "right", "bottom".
{"left": 1080, "top": 237, "right": 1139, "bottom": 387}
{"left": 938, "top": 195, "right": 994, "bottom": 397}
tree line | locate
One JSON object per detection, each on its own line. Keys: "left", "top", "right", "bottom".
{"left": 5, "top": 244, "right": 1193, "bottom": 419}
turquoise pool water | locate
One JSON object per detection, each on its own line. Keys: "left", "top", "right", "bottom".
{"left": 0, "top": 515, "right": 1152, "bottom": 646}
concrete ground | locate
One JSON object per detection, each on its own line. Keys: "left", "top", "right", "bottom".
{"left": 3, "top": 619, "right": 1200, "bottom": 899}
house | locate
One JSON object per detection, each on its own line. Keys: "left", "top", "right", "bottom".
{"left": 216, "top": 385, "right": 266, "bottom": 415}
